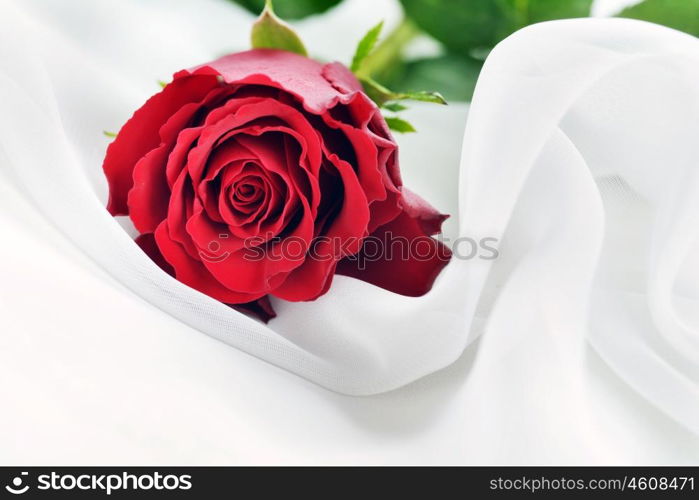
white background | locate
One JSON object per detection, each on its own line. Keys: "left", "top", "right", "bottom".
{"left": 1, "top": 0, "right": 698, "bottom": 464}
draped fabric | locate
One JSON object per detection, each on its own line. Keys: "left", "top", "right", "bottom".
{"left": 0, "top": 0, "right": 697, "bottom": 463}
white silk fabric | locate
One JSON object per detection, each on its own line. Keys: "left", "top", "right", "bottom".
{"left": 0, "top": 0, "right": 698, "bottom": 463}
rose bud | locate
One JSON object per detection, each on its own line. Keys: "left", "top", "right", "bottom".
{"left": 103, "top": 49, "right": 451, "bottom": 321}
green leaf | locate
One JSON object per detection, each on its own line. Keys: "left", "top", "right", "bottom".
{"left": 617, "top": 0, "right": 699, "bottom": 36}
{"left": 360, "top": 77, "right": 447, "bottom": 107}
{"left": 383, "top": 102, "right": 408, "bottom": 112}
{"left": 399, "top": 90, "right": 448, "bottom": 105}
{"left": 251, "top": 0, "right": 308, "bottom": 56}
{"left": 359, "top": 78, "right": 394, "bottom": 105}
{"left": 157, "top": 80, "right": 168, "bottom": 89}
{"left": 524, "top": 0, "right": 594, "bottom": 24}
{"left": 103, "top": 130, "right": 117, "bottom": 138}
{"left": 230, "top": 0, "right": 343, "bottom": 20}
{"left": 356, "top": 19, "right": 419, "bottom": 83}
{"left": 388, "top": 53, "right": 484, "bottom": 103}
{"left": 351, "top": 21, "right": 384, "bottom": 72}
{"left": 385, "top": 116, "right": 417, "bottom": 133}
{"left": 398, "top": 0, "right": 592, "bottom": 55}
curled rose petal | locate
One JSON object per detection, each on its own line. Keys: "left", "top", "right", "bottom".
{"left": 105, "top": 75, "right": 222, "bottom": 215}
{"left": 336, "top": 190, "right": 451, "bottom": 297}
{"left": 178, "top": 49, "right": 356, "bottom": 114}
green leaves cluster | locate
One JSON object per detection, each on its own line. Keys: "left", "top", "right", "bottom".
{"left": 350, "top": 21, "right": 446, "bottom": 133}
{"left": 240, "top": 0, "right": 699, "bottom": 123}
{"left": 231, "top": 0, "right": 342, "bottom": 20}
{"left": 237, "top": 0, "right": 699, "bottom": 104}
{"left": 397, "top": 0, "right": 699, "bottom": 55}
{"left": 374, "top": 0, "right": 699, "bottom": 103}
{"left": 399, "top": 0, "right": 592, "bottom": 56}
{"left": 376, "top": 0, "right": 591, "bottom": 102}
{"left": 350, "top": 21, "right": 384, "bottom": 72}
{"left": 251, "top": 0, "right": 307, "bottom": 55}
{"left": 618, "top": 0, "right": 699, "bottom": 36}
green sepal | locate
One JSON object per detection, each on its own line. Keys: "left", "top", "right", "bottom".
{"left": 385, "top": 116, "right": 416, "bottom": 133}
{"left": 383, "top": 102, "right": 408, "bottom": 112}
{"left": 360, "top": 77, "right": 447, "bottom": 107}
{"left": 251, "top": 0, "right": 308, "bottom": 56}
{"left": 351, "top": 21, "right": 384, "bottom": 72}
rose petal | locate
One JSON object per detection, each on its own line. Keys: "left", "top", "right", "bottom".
{"left": 192, "top": 98, "right": 323, "bottom": 183}
{"left": 154, "top": 221, "right": 263, "bottom": 304}
{"left": 206, "top": 134, "right": 299, "bottom": 241}
{"left": 185, "top": 195, "right": 314, "bottom": 294}
{"left": 321, "top": 62, "right": 363, "bottom": 94}
{"left": 166, "top": 169, "right": 202, "bottom": 259}
{"left": 166, "top": 126, "right": 203, "bottom": 188}
{"left": 217, "top": 163, "right": 276, "bottom": 228}
{"left": 272, "top": 152, "right": 370, "bottom": 301}
{"left": 126, "top": 146, "right": 172, "bottom": 233}
{"left": 177, "top": 49, "right": 359, "bottom": 115}
{"left": 198, "top": 141, "right": 258, "bottom": 223}
{"left": 104, "top": 74, "right": 221, "bottom": 215}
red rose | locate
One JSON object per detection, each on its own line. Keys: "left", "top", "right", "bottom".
{"left": 103, "top": 49, "right": 450, "bottom": 321}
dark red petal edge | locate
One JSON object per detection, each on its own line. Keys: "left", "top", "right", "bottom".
{"left": 336, "top": 189, "right": 451, "bottom": 297}
{"left": 230, "top": 296, "right": 277, "bottom": 323}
